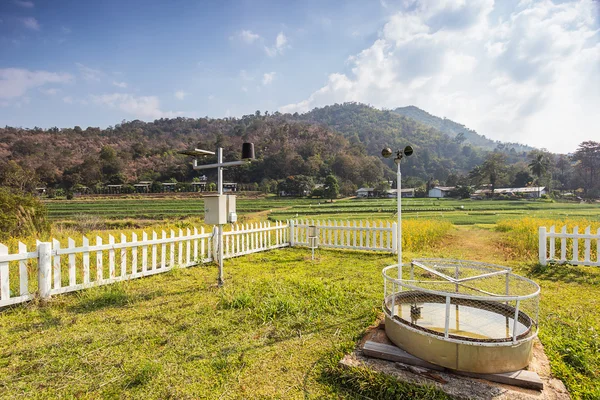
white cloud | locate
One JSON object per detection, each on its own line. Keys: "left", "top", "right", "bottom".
{"left": 241, "top": 86, "right": 248, "bottom": 92}
{"left": 14, "top": 0, "right": 34, "bottom": 8}
{"left": 91, "top": 93, "right": 183, "bottom": 120}
{"left": 21, "top": 17, "right": 40, "bottom": 30}
{"left": 240, "top": 69, "right": 253, "bottom": 81}
{"left": 39, "top": 87, "right": 59, "bottom": 95}
{"left": 76, "top": 63, "right": 103, "bottom": 81}
{"left": 174, "top": 90, "right": 188, "bottom": 100}
{"left": 61, "top": 26, "right": 71, "bottom": 34}
{"left": 0, "top": 68, "right": 72, "bottom": 98}
{"left": 265, "top": 32, "right": 288, "bottom": 57}
{"left": 112, "top": 81, "right": 128, "bottom": 88}
{"left": 280, "top": 0, "right": 600, "bottom": 153}
{"left": 62, "top": 96, "right": 73, "bottom": 104}
{"left": 237, "top": 30, "right": 261, "bottom": 44}
{"left": 262, "top": 72, "right": 276, "bottom": 85}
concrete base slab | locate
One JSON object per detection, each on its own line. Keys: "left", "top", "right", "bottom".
{"left": 340, "top": 321, "right": 570, "bottom": 400}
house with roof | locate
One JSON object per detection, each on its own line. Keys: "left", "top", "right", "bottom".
{"left": 386, "top": 188, "right": 416, "bottom": 198}
{"left": 356, "top": 188, "right": 374, "bottom": 198}
{"left": 472, "top": 186, "right": 547, "bottom": 199}
{"left": 428, "top": 186, "right": 455, "bottom": 198}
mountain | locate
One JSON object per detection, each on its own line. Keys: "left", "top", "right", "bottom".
{"left": 290, "top": 102, "right": 528, "bottom": 183}
{"left": 0, "top": 114, "right": 386, "bottom": 193}
{"left": 393, "top": 105, "right": 534, "bottom": 153}
{"left": 0, "top": 103, "right": 532, "bottom": 193}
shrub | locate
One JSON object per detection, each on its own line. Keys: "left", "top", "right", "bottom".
{"left": 0, "top": 189, "right": 50, "bottom": 241}
{"left": 497, "top": 218, "right": 600, "bottom": 261}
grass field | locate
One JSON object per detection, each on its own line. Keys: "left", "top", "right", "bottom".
{"left": 3, "top": 196, "right": 599, "bottom": 399}
{"left": 44, "top": 196, "right": 600, "bottom": 227}
{"left": 1, "top": 224, "right": 599, "bottom": 398}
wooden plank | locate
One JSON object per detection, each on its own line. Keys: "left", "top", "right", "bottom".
{"left": 0, "top": 244, "right": 9, "bottom": 301}
{"left": 362, "top": 341, "right": 445, "bottom": 371}
{"left": 53, "top": 239, "right": 61, "bottom": 289}
{"left": 18, "top": 242, "right": 28, "bottom": 296}
{"left": 82, "top": 236, "right": 90, "bottom": 283}
{"left": 96, "top": 237, "right": 103, "bottom": 281}
{"left": 131, "top": 233, "right": 138, "bottom": 274}
{"left": 108, "top": 235, "right": 115, "bottom": 279}
{"left": 120, "top": 234, "right": 127, "bottom": 278}
{"left": 68, "top": 237, "right": 76, "bottom": 286}
{"left": 363, "top": 341, "right": 543, "bottom": 390}
{"left": 453, "top": 369, "right": 543, "bottom": 391}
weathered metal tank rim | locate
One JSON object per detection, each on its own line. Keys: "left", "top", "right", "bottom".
{"left": 383, "top": 290, "right": 537, "bottom": 345}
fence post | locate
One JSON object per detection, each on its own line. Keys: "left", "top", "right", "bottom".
{"left": 539, "top": 227, "right": 547, "bottom": 266}
{"left": 290, "top": 220, "right": 295, "bottom": 247}
{"left": 38, "top": 242, "right": 52, "bottom": 299}
{"left": 392, "top": 222, "right": 398, "bottom": 254}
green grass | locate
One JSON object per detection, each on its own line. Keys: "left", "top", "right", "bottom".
{"left": 44, "top": 197, "right": 600, "bottom": 227}
{"left": 0, "top": 248, "right": 450, "bottom": 399}
{"left": 2, "top": 225, "right": 600, "bottom": 398}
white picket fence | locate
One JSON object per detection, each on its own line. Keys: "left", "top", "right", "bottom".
{"left": 291, "top": 219, "right": 398, "bottom": 253}
{"left": 539, "top": 225, "right": 600, "bottom": 266}
{"left": 0, "top": 221, "right": 289, "bottom": 308}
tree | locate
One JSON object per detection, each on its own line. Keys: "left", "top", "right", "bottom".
{"left": 0, "top": 189, "right": 49, "bottom": 241}
{"left": 512, "top": 171, "right": 533, "bottom": 188}
{"left": 0, "top": 161, "right": 38, "bottom": 193}
{"left": 323, "top": 175, "right": 339, "bottom": 202}
{"left": 554, "top": 155, "right": 572, "bottom": 191}
{"left": 470, "top": 153, "right": 507, "bottom": 195}
{"left": 528, "top": 152, "right": 551, "bottom": 198}
{"left": 572, "top": 141, "right": 600, "bottom": 196}
{"left": 278, "top": 175, "right": 314, "bottom": 197}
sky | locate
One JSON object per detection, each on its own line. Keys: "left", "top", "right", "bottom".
{"left": 0, "top": 0, "right": 598, "bottom": 153}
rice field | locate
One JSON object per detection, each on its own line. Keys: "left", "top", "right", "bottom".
{"left": 44, "top": 196, "right": 600, "bottom": 226}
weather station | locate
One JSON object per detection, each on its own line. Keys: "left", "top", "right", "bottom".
{"left": 373, "top": 145, "right": 542, "bottom": 390}
{"left": 179, "top": 143, "right": 255, "bottom": 286}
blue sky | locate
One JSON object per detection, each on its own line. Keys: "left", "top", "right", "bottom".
{"left": 0, "top": 0, "right": 599, "bottom": 153}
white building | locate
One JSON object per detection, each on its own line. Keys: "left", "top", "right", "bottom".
{"left": 356, "top": 188, "right": 374, "bottom": 198}
{"left": 428, "top": 186, "right": 455, "bottom": 198}
{"left": 472, "top": 187, "right": 547, "bottom": 199}
{"left": 386, "top": 188, "right": 415, "bottom": 198}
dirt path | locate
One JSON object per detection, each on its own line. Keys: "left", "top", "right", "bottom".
{"left": 437, "top": 226, "right": 509, "bottom": 262}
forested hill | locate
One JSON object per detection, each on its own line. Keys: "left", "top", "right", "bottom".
{"left": 292, "top": 103, "right": 528, "bottom": 183}
{"left": 393, "top": 105, "right": 534, "bottom": 152}
{"left": 0, "top": 114, "right": 387, "bottom": 192}
{"left": 1, "top": 102, "right": 531, "bottom": 193}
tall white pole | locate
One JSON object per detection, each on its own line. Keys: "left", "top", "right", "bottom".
{"left": 397, "top": 161, "right": 402, "bottom": 282}
{"left": 217, "top": 147, "right": 223, "bottom": 196}
{"left": 217, "top": 147, "right": 224, "bottom": 286}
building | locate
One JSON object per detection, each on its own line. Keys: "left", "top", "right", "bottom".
{"left": 162, "top": 182, "right": 177, "bottom": 192}
{"left": 472, "top": 187, "right": 547, "bottom": 199}
{"left": 191, "top": 182, "right": 207, "bottom": 192}
{"left": 134, "top": 181, "right": 152, "bottom": 193}
{"left": 106, "top": 184, "right": 123, "bottom": 194}
{"left": 223, "top": 183, "right": 237, "bottom": 192}
{"left": 428, "top": 186, "right": 455, "bottom": 198}
{"left": 356, "top": 188, "right": 374, "bottom": 198}
{"left": 386, "top": 188, "right": 415, "bottom": 198}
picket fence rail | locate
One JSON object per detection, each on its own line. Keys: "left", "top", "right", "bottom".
{"left": 291, "top": 219, "right": 397, "bottom": 253}
{"left": 0, "top": 219, "right": 393, "bottom": 308}
{"left": 539, "top": 225, "right": 600, "bottom": 267}
{"left": 0, "top": 221, "right": 290, "bottom": 308}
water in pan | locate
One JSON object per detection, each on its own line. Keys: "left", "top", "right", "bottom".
{"left": 394, "top": 302, "right": 529, "bottom": 340}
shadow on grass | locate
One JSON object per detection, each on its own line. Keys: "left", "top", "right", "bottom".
{"left": 312, "top": 344, "right": 452, "bottom": 400}
{"left": 526, "top": 262, "right": 600, "bottom": 286}
{"left": 8, "top": 307, "right": 63, "bottom": 334}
